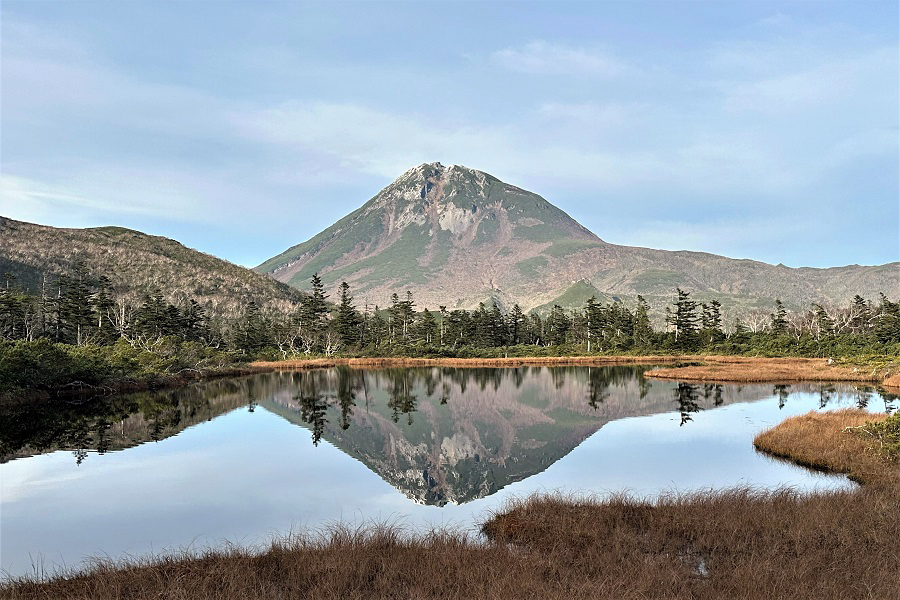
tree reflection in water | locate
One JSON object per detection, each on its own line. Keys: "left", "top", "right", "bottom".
{"left": 2, "top": 367, "right": 892, "bottom": 480}
{"left": 774, "top": 384, "right": 791, "bottom": 409}
{"left": 675, "top": 383, "right": 701, "bottom": 426}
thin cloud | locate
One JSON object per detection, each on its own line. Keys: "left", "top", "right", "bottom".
{"left": 758, "top": 12, "right": 792, "bottom": 28}
{"left": 1, "top": 171, "right": 224, "bottom": 225}
{"left": 723, "top": 46, "right": 897, "bottom": 115}
{"left": 491, "top": 41, "right": 626, "bottom": 76}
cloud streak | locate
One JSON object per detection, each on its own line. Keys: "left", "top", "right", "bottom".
{"left": 491, "top": 41, "right": 627, "bottom": 76}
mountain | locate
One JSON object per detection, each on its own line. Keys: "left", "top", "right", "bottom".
{"left": 257, "top": 163, "right": 898, "bottom": 313}
{"left": 258, "top": 365, "right": 778, "bottom": 506}
{"left": 0, "top": 217, "right": 302, "bottom": 319}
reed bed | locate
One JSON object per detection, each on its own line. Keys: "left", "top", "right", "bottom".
{"left": 5, "top": 411, "right": 898, "bottom": 599}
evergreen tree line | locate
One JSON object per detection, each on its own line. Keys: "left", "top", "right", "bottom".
{"left": 2, "top": 265, "right": 898, "bottom": 359}
{"left": 255, "top": 276, "right": 900, "bottom": 358}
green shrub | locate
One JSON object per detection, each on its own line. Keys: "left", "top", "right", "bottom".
{"left": 862, "top": 413, "right": 900, "bottom": 459}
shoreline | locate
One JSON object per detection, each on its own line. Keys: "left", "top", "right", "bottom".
{"left": 251, "top": 354, "right": 899, "bottom": 387}
{"left": 6, "top": 354, "right": 895, "bottom": 406}
{"left": 249, "top": 355, "right": 686, "bottom": 369}
{"left": 1, "top": 366, "right": 273, "bottom": 404}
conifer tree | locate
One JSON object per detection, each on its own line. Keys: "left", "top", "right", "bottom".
{"left": 415, "top": 308, "right": 439, "bottom": 345}
{"left": 547, "top": 304, "right": 570, "bottom": 346}
{"left": 811, "top": 303, "right": 834, "bottom": 339}
{"left": 297, "top": 273, "right": 329, "bottom": 351}
{"left": 873, "top": 294, "right": 900, "bottom": 343}
{"left": 369, "top": 307, "right": 387, "bottom": 347}
{"left": 849, "top": 295, "right": 870, "bottom": 333}
{"left": 671, "top": 288, "right": 699, "bottom": 349}
{"left": 770, "top": 299, "right": 788, "bottom": 335}
{"left": 632, "top": 295, "right": 653, "bottom": 347}
{"left": 334, "top": 281, "right": 362, "bottom": 347}
{"left": 473, "top": 302, "right": 492, "bottom": 347}
{"left": 300, "top": 273, "right": 329, "bottom": 333}
{"left": 528, "top": 313, "right": 544, "bottom": 345}
{"left": 489, "top": 302, "right": 507, "bottom": 346}
{"left": 701, "top": 299, "right": 724, "bottom": 344}
{"left": 508, "top": 304, "right": 525, "bottom": 345}
{"left": 233, "top": 301, "right": 268, "bottom": 351}
{"left": 584, "top": 296, "right": 603, "bottom": 352}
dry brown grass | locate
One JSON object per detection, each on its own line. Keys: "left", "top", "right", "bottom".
{"left": 754, "top": 409, "right": 898, "bottom": 487}
{"left": 251, "top": 355, "right": 684, "bottom": 370}
{"left": 5, "top": 410, "right": 898, "bottom": 600}
{"left": 882, "top": 373, "right": 900, "bottom": 390}
{"left": 481, "top": 485, "right": 900, "bottom": 600}
{"left": 645, "top": 355, "right": 888, "bottom": 384}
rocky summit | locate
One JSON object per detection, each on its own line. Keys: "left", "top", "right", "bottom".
{"left": 256, "top": 163, "right": 898, "bottom": 313}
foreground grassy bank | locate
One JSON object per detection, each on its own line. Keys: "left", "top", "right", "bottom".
{"left": 4, "top": 411, "right": 897, "bottom": 600}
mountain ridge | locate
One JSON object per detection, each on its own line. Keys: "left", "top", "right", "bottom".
{"left": 256, "top": 163, "right": 898, "bottom": 313}
{"left": 0, "top": 216, "right": 303, "bottom": 320}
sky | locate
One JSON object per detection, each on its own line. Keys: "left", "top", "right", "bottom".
{"left": 1, "top": 0, "right": 898, "bottom": 269}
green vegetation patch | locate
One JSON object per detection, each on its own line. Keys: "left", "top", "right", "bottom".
{"left": 544, "top": 239, "right": 601, "bottom": 258}
{"left": 258, "top": 202, "right": 384, "bottom": 274}
{"left": 475, "top": 215, "right": 500, "bottom": 245}
{"left": 630, "top": 269, "right": 686, "bottom": 293}
{"left": 425, "top": 229, "right": 454, "bottom": 271}
{"left": 546, "top": 407, "right": 600, "bottom": 427}
{"left": 288, "top": 211, "right": 387, "bottom": 286}
{"left": 861, "top": 413, "right": 900, "bottom": 459}
{"left": 515, "top": 386, "right": 549, "bottom": 410}
{"left": 516, "top": 256, "right": 549, "bottom": 278}
{"left": 531, "top": 280, "right": 611, "bottom": 314}
{"left": 514, "top": 223, "right": 563, "bottom": 244}
{"left": 323, "top": 223, "right": 433, "bottom": 287}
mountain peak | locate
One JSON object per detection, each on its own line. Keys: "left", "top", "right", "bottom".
{"left": 255, "top": 164, "right": 897, "bottom": 312}
{"left": 256, "top": 163, "right": 605, "bottom": 308}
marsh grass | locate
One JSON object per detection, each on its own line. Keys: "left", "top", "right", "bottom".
{"left": 646, "top": 355, "right": 892, "bottom": 384}
{"left": 4, "top": 410, "right": 899, "bottom": 600}
{"left": 753, "top": 409, "right": 896, "bottom": 486}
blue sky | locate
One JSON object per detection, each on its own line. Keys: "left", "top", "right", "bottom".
{"left": 1, "top": 0, "right": 897, "bottom": 268}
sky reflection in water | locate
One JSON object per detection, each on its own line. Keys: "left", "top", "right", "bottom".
{"left": 0, "top": 367, "right": 893, "bottom": 579}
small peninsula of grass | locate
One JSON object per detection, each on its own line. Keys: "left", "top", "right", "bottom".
{"left": 643, "top": 355, "right": 899, "bottom": 385}
{"left": 4, "top": 411, "right": 898, "bottom": 600}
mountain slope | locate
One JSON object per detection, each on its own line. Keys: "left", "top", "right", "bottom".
{"left": 0, "top": 217, "right": 302, "bottom": 318}
{"left": 257, "top": 163, "right": 898, "bottom": 312}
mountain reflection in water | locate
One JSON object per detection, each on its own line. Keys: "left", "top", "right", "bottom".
{"left": 2, "top": 366, "right": 893, "bottom": 506}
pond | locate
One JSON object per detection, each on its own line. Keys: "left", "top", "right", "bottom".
{"left": 0, "top": 365, "right": 894, "bottom": 579}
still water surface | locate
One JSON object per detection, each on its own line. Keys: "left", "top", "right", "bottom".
{"left": 0, "top": 366, "right": 893, "bottom": 578}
